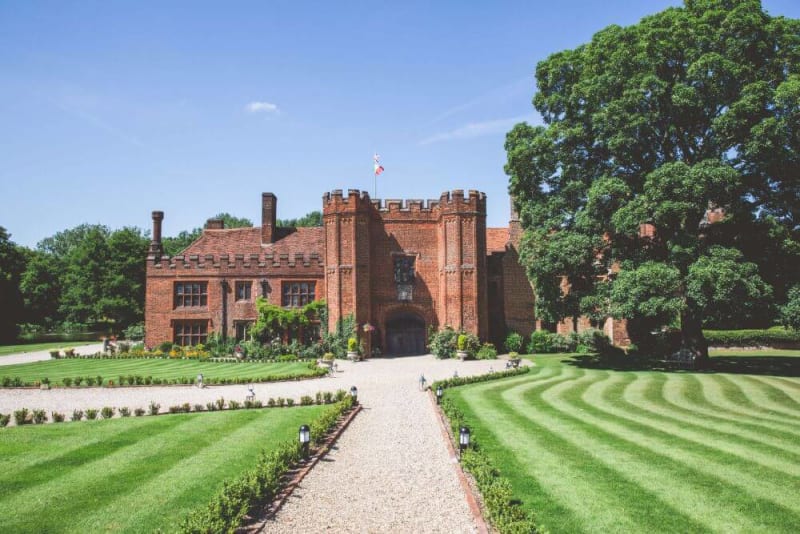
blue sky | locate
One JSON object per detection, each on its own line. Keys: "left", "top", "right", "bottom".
{"left": 2, "top": 0, "right": 799, "bottom": 247}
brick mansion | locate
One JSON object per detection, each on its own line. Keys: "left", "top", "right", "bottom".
{"left": 144, "top": 189, "right": 628, "bottom": 355}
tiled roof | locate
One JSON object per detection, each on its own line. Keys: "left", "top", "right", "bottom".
{"left": 181, "top": 226, "right": 324, "bottom": 257}
{"left": 486, "top": 227, "right": 509, "bottom": 253}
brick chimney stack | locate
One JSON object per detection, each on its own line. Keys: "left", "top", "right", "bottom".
{"left": 148, "top": 210, "right": 164, "bottom": 258}
{"left": 261, "top": 193, "right": 277, "bottom": 244}
{"left": 205, "top": 218, "right": 225, "bottom": 230}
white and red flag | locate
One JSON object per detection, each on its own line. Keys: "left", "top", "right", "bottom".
{"left": 373, "top": 153, "right": 384, "bottom": 175}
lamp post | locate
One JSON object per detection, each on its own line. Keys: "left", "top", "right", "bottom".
{"left": 459, "top": 426, "right": 471, "bottom": 456}
{"left": 299, "top": 424, "right": 311, "bottom": 459}
{"left": 349, "top": 385, "right": 358, "bottom": 404}
{"left": 436, "top": 385, "right": 443, "bottom": 405}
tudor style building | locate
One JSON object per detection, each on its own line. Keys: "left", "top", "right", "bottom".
{"left": 144, "top": 189, "right": 628, "bottom": 354}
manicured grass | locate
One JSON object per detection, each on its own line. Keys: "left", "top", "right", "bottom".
{"left": 0, "top": 358, "right": 319, "bottom": 386}
{"left": 0, "top": 341, "right": 97, "bottom": 357}
{"left": 0, "top": 406, "right": 325, "bottom": 532}
{"left": 710, "top": 348, "right": 800, "bottom": 357}
{"left": 447, "top": 354, "right": 800, "bottom": 533}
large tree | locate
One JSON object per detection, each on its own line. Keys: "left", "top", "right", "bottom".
{"left": 0, "top": 227, "right": 27, "bottom": 342}
{"left": 505, "top": 0, "right": 800, "bottom": 360}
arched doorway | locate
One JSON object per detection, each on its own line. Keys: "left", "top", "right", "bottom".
{"left": 385, "top": 312, "right": 426, "bottom": 356}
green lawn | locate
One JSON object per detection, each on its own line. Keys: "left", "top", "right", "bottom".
{"left": 448, "top": 354, "right": 800, "bottom": 533}
{"left": 0, "top": 406, "right": 325, "bottom": 532}
{"left": 0, "top": 341, "right": 97, "bottom": 357}
{"left": 0, "top": 359, "right": 320, "bottom": 386}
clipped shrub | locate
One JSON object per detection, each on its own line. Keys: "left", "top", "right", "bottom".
{"left": 85, "top": 409, "right": 99, "bottom": 420}
{"left": 73, "top": 376, "right": 84, "bottom": 387}
{"left": 322, "top": 391, "right": 333, "bottom": 404}
{"left": 504, "top": 332, "right": 524, "bottom": 353}
{"left": 0, "top": 413, "right": 10, "bottom": 427}
{"left": 193, "top": 404, "right": 205, "bottom": 412}
{"left": 275, "top": 397, "right": 285, "bottom": 408}
{"left": 315, "top": 392, "right": 323, "bottom": 405}
{"left": 32, "top": 409, "right": 47, "bottom": 424}
{"left": 14, "top": 408, "right": 30, "bottom": 425}
{"left": 428, "top": 326, "right": 458, "bottom": 359}
{"left": 119, "top": 407, "right": 131, "bottom": 417}
{"left": 215, "top": 398, "right": 226, "bottom": 410}
{"left": 300, "top": 395, "right": 314, "bottom": 406}
{"left": 134, "top": 407, "right": 146, "bottom": 417}
{"left": 62, "top": 377, "right": 73, "bottom": 387}
{"left": 86, "top": 377, "right": 96, "bottom": 387}
{"left": 476, "top": 343, "right": 498, "bottom": 360}
{"left": 457, "top": 334, "right": 468, "bottom": 351}
{"left": 51, "top": 411, "right": 66, "bottom": 423}
{"left": 71, "top": 409, "right": 84, "bottom": 421}
{"left": 149, "top": 402, "right": 161, "bottom": 416}
{"left": 206, "top": 402, "right": 217, "bottom": 412}
{"left": 169, "top": 405, "right": 182, "bottom": 414}
{"left": 228, "top": 400, "right": 242, "bottom": 410}
{"left": 286, "top": 398, "right": 295, "bottom": 407}
{"left": 101, "top": 407, "right": 115, "bottom": 419}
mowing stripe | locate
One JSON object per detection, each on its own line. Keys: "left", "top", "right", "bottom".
{"left": 0, "top": 415, "right": 188, "bottom": 496}
{"left": 622, "top": 372, "right": 800, "bottom": 459}
{"left": 661, "top": 374, "right": 800, "bottom": 438}
{"left": 518, "top": 373, "right": 800, "bottom": 531}
{"left": 699, "top": 374, "right": 800, "bottom": 426}
{"left": 1, "top": 411, "right": 266, "bottom": 531}
{"left": 730, "top": 375, "right": 800, "bottom": 415}
{"left": 75, "top": 409, "right": 308, "bottom": 532}
{"left": 463, "top": 372, "right": 710, "bottom": 534}
{"left": 578, "top": 374, "right": 800, "bottom": 503}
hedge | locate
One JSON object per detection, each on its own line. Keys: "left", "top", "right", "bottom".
{"left": 440, "top": 395, "right": 540, "bottom": 533}
{"left": 432, "top": 366, "right": 530, "bottom": 391}
{"left": 703, "top": 327, "right": 800, "bottom": 348}
{"left": 180, "top": 395, "right": 355, "bottom": 533}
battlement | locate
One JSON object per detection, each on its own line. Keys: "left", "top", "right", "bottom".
{"left": 148, "top": 251, "right": 324, "bottom": 272}
{"left": 323, "top": 188, "right": 486, "bottom": 217}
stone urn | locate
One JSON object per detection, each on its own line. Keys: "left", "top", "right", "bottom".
{"left": 457, "top": 350, "right": 468, "bottom": 361}
{"left": 347, "top": 351, "right": 360, "bottom": 362}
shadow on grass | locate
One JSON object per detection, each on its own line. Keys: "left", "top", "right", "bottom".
{"left": 564, "top": 354, "right": 800, "bottom": 377}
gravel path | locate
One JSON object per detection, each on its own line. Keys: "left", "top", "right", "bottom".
{"left": 0, "top": 343, "right": 104, "bottom": 366}
{"left": 0, "top": 355, "right": 506, "bottom": 532}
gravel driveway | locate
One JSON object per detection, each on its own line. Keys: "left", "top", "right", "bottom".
{"left": 0, "top": 354, "right": 501, "bottom": 532}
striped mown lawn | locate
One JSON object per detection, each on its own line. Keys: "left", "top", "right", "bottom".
{"left": 0, "top": 406, "right": 325, "bottom": 532}
{"left": 447, "top": 354, "right": 800, "bottom": 533}
{"left": 0, "top": 358, "right": 319, "bottom": 386}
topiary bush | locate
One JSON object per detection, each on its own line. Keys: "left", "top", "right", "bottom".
{"left": 504, "top": 332, "right": 524, "bottom": 353}
{"left": 703, "top": 327, "right": 800, "bottom": 347}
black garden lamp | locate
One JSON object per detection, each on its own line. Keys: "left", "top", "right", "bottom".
{"left": 459, "top": 426, "right": 471, "bottom": 455}
{"left": 436, "top": 385, "right": 443, "bottom": 405}
{"left": 299, "top": 424, "right": 311, "bottom": 458}
{"left": 349, "top": 385, "right": 358, "bottom": 404}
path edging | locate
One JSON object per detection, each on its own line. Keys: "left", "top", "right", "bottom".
{"left": 429, "top": 389, "right": 490, "bottom": 534}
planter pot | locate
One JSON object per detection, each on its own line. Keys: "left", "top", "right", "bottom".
{"left": 319, "top": 359, "right": 334, "bottom": 368}
{"left": 457, "top": 350, "right": 468, "bottom": 361}
{"left": 347, "top": 351, "right": 360, "bottom": 361}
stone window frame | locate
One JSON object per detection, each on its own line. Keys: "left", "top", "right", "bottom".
{"left": 281, "top": 281, "right": 316, "bottom": 307}
{"left": 235, "top": 281, "right": 252, "bottom": 301}
{"left": 174, "top": 320, "right": 208, "bottom": 346}
{"left": 174, "top": 282, "right": 208, "bottom": 308}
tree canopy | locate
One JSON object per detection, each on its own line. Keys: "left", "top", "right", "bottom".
{"left": 277, "top": 210, "right": 322, "bottom": 228}
{"left": 0, "top": 227, "right": 27, "bottom": 342}
{"left": 505, "top": 0, "right": 800, "bottom": 358}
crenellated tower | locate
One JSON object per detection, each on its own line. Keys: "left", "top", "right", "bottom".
{"left": 322, "top": 189, "right": 373, "bottom": 332}
{"left": 437, "top": 190, "right": 488, "bottom": 339}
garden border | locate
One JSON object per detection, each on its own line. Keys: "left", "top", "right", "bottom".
{"left": 240, "top": 403, "right": 363, "bottom": 532}
{"left": 429, "top": 388, "right": 490, "bottom": 534}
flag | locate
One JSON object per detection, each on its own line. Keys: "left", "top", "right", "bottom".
{"left": 373, "top": 153, "right": 384, "bottom": 175}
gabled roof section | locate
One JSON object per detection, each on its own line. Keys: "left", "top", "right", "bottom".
{"left": 486, "top": 227, "right": 509, "bottom": 253}
{"left": 181, "top": 226, "right": 324, "bottom": 257}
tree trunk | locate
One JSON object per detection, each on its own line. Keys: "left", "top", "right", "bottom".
{"left": 680, "top": 307, "right": 709, "bottom": 364}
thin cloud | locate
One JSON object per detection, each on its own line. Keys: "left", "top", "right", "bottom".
{"left": 419, "top": 115, "right": 533, "bottom": 145}
{"left": 427, "top": 76, "right": 531, "bottom": 125}
{"left": 246, "top": 101, "right": 279, "bottom": 114}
